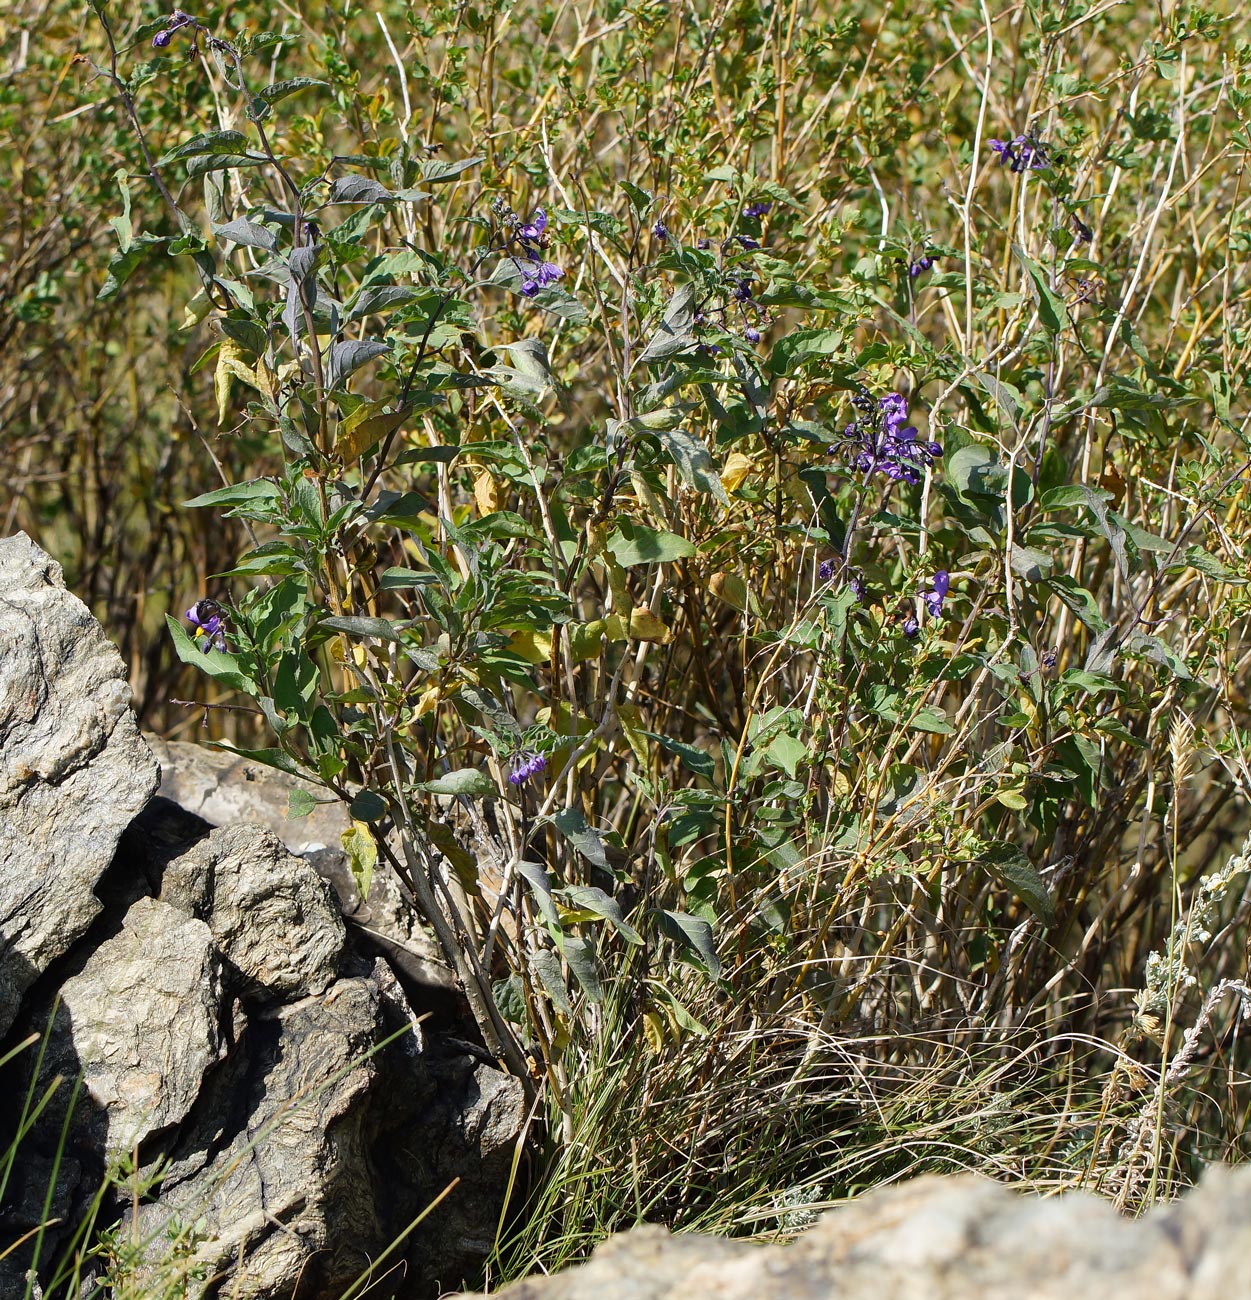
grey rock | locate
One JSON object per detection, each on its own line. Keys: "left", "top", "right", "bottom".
{"left": 132, "top": 961, "right": 525, "bottom": 1300}
{"left": 151, "top": 737, "right": 459, "bottom": 1002}
{"left": 465, "top": 1164, "right": 1251, "bottom": 1300}
{"left": 0, "top": 533, "right": 159, "bottom": 1035}
{"left": 160, "top": 824, "right": 346, "bottom": 1001}
{"left": 48, "top": 896, "right": 224, "bottom": 1155}
{"left": 146, "top": 735, "right": 352, "bottom": 864}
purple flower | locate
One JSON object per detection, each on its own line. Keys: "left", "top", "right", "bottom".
{"left": 743, "top": 202, "right": 772, "bottom": 218}
{"left": 848, "top": 571, "right": 867, "bottom": 603}
{"left": 744, "top": 325, "right": 761, "bottom": 343}
{"left": 989, "top": 134, "right": 1049, "bottom": 174}
{"left": 989, "top": 138, "right": 1015, "bottom": 166}
{"left": 732, "top": 277, "right": 753, "bottom": 303}
{"left": 519, "top": 260, "right": 564, "bottom": 297}
{"left": 652, "top": 220, "right": 669, "bottom": 241}
{"left": 153, "top": 9, "right": 193, "bottom": 45}
{"left": 836, "top": 389, "right": 941, "bottom": 486}
{"left": 516, "top": 208, "right": 548, "bottom": 248}
{"left": 697, "top": 237, "right": 711, "bottom": 250}
{"left": 508, "top": 750, "right": 546, "bottom": 787}
{"left": 736, "top": 235, "right": 761, "bottom": 250}
{"left": 818, "top": 558, "right": 836, "bottom": 582}
{"left": 923, "top": 570, "right": 950, "bottom": 618}
{"left": 186, "top": 599, "right": 226, "bottom": 653}
{"left": 909, "top": 255, "right": 936, "bottom": 278}
{"left": 902, "top": 615, "right": 920, "bottom": 639}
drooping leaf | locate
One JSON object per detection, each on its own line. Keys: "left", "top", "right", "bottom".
{"left": 530, "top": 948, "right": 573, "bottom": 1018}
{"left": 341, "top": 820, "right": 378, "bottom": 903}
{"left": 978, "top": 841, "right": 1056, "bottom": 927}
{"left": 325, "top": 339, "right": 389, "bottom": 392}
{"left": 653, "top": 425, "right": 730, "bottom": 504}
{"left": 654, "top": 910, "right": 722, "bottom": 979}
{"left": 558, "top": 934, "right": 603, "bottom": 1002}
{"left": 559, "top": 884, "right": 643, "bottom": 945}
{"left": 552, "top": 806, "right": 610, "bottom": 868}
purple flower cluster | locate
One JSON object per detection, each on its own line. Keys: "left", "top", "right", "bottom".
{"left": 152, "top": 9, "right": 193, "bottom": 47}
{"left": 652, "top": 220, "right": 669, "bottom": 241}
{"left": 511, "top": 208, "right": 564, "bottom": 298}
{"left": 924, "top": 570, "right": 950, "bottom": 617}
{"left": 743, "top": 201, "right": 772, "bottom": 218}
{"left": 989, "top": 134, "right": 1049, "bottom": 173}
{"left": 909, "top": 254, "right": 937, "bottom": 278}
{"left": 508, "top": 749, "right": 546, "bottom": 787}
{"left": 836, "top": 389, "right": 943, "bottom": 485}
{"left": 904, "top": 571, "right": 950, "bottom": 638}
{"left": 186, "top": 599, "right": 226, "bottom": 653}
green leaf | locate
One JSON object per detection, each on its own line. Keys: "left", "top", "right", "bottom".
{"left": 637, "top": 283, "right": 698, "bottom": 364}
{"left": 165, "top": 615, "right": 257, "bottom": 695}
{"left": 1045, "top": 574, "right": 1109, "bottom": 634}
{"left": 183, "top": 478, "right": 281, "bottom": 509}
{"left": 978, "top": 841, "right": 1056, "bottom": 927}
{"left": 349, "top": 789, "right": 388, "bottom": 822}
{"left": 1012, "top": 243, "right": 1070, "bottom": 336}
{"left": 947, "top": 443, "right": 1001, "bottom": 501}
{"left": 607, "top": 521, "right": 696, "bottom": 567}
{"left": 420, "top": 155, "right": 485, "bottom": 183}
{"left": 321, "top": 615, "right": 406, "bottom": 641}
{"left": 643, "top": 731, "right": 716, "bottom": 778}
{"left": 653, "top": 425, "right": 730, "bottom": 505}
{"left": 908, "top": 706, "right": 954, "bottom": 735}
{"left": 518, "top": 861, "right": 560, "bottom": 931}
{"left": 256, "top": 76, "right": 328, "bottom": 104}
{"left": 214, "top": 218, "right": 277, "bottom": 252}
{"left": 559, "top": 885, "right": 643, "bottom": 945}
{"left": 418, "top": 769, "right": 498, "bottom": 798}
{"left": 328, "top": 174, "right": 395, "bottom": 204}
{"left": 159, "top": 130, "right": 249, "bottom": 164}
{"left": 286, "top": 788, "right": 318, "bottom": 819}
{"left": 552, "top": 806, "right": 609, "bottom": 868}
{"left": 558, "top": 934, "right": 603, "bottom": 1002}
{"left": 765, "top": 329, "right": 854, "bottom": 377}
{"left": 654, "top": 910, "right": 721, "bottom": 979}
{"left": 97, "top": 234, "right": 167, "bottom": 300}
{"left": 325, "top": 338, "right": 389, "bottom": 391}
{"left": 530, "top": 948, "right": 573, "bottom": 1018}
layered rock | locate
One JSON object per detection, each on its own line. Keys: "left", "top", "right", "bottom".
{"left": 0, "top": 533, "right": 159, "bottom": 1035}
{"left": 0, "top": 535, "right": 525, "bottom": 1300}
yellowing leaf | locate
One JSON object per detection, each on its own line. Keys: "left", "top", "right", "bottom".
{"left": 413, "top": 684, "right": 442, "bottom": 717}
{"left": 720, "top": 451, "right": 754, "bottom": 493}
{"left": 629, "top": 608, "right": 670, "bottom": 641}
{"left": 568, "top": 619, "right": 608, "bottom": 662}
{"left": 509, "top": 627, "right": 553, "bottom": 664}
{"left": 643, "top": 1009, "right": 666, "bottom": 1054}
{"left": 214, "top": 339, "right": 255, "bottom": 427}
{"left": 709, "top": 572, "right": 749, "bottom": 611}
{"left": 341, "top": 820, "right": 378, "bottom": 903}
{"left": 336, "top": 401, "right": 410, "bottom": 462}
{"left": 474, "top": 468, "right": 508, "bottom": 515}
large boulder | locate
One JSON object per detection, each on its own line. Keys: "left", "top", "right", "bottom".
{"left": 465, "top": 1164, "right": 1251, "bottom": 1300}
{"left": 4, "top": 800, "right": 525, "bottom": 1300}
{"left": 0, "top": 533, "right": 159, "bottom": 1035}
